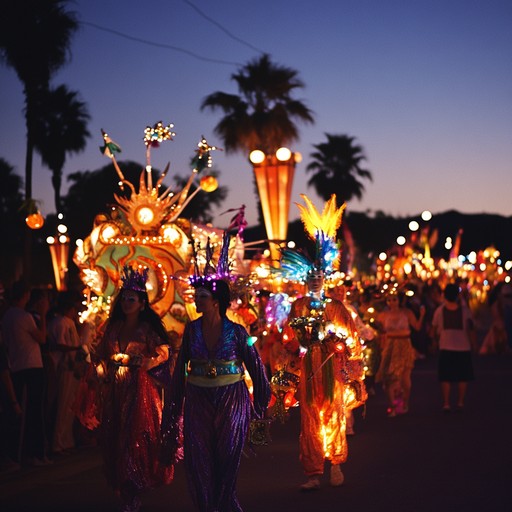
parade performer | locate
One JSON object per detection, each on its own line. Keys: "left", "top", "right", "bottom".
{"left": 280, "top": 195, "right": 366, "bottom": 491}
{"left": 161, "top": 232, "right": 270, "bottom": 512}
{"left": 375, "top": 288, "right": 425, "bottom": 416}
{"left": 94, "top": 266, "right": 173, "bottom": 512}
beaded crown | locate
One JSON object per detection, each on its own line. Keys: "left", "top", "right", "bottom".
{"left": 121, "top": 265, "right": 149, "bottom": 292}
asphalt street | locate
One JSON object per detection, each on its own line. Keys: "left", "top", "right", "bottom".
{"left": 1, "top": 354, "right": 511, "bottom": 512}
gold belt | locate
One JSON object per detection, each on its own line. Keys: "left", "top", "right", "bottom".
{"left": 189, "top": 359, "right": 244, "bottom": 378}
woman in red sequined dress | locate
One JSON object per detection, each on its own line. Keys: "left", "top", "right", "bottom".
{"left": 95, "top": 267, "right": 173, "bottom": 512}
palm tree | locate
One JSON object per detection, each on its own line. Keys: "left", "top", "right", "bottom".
{"left": 306, "top": 134, "right": 373, "bottom": 205}
{"left": 200, "top": 53, "right": 314, "bottom": 155}
{"left": 201, "top": 54, "right": 314, "bottom": 228}
{"left": 0, "top": 158, "right": 23, "bottom": 216}
{"left": 0, "top": 0, "right": 78, "bottom": 202}
{"left": 34, "top": 85, "right": 90, "bottom": 212}
{"left": 0, "top": 159, "right": 25, "bottom": 281}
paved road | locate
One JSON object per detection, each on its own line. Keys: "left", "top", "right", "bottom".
{"left": 1, "top": 354, "right": 511, "bottom": 512}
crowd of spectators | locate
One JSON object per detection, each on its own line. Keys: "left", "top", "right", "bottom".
{"left": 0, "top": 281, "right": 92, "bottom": 472}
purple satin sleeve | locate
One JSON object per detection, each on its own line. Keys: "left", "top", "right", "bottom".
{"left": 233, "top": 322, "right": 271, "bottom": 418}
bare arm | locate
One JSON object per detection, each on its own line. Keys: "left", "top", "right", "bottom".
{"left": 27, "top": 313, "right": 47, "bottom": 345}
{"left": 407, "top": 306, "right": 426, "bottom": 331}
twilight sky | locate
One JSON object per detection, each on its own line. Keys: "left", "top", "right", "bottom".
{"left": 1, "top": 0, "right": 511, "bottom": 228}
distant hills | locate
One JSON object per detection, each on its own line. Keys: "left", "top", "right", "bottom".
{"left": 243, "top": 210, "right": 512, "bottom": 267}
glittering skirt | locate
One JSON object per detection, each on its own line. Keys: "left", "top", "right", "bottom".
{"left": 375, "top": 336, "right": 415, "bottom": 384}
{"left": 100, "top": 367, "right": 173, "bottom": 494}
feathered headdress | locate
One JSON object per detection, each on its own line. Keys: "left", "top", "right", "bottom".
{"left": 296, "top": 194, "right": 345, "bottom": 241}
{"left": 189, "top": 230, "right": 231, "bottom": 287}
{"left": 121, "top": 265, "right": 149, "bottom": 292}
{"left": 277, "top": 194, "right": 345, "bottom": 281}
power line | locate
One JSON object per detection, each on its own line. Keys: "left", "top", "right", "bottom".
{"left": 182, "top": 0, "right": 266, "bottom": 55}
{"left": 81, "top": 20, "right": 242, "bottom": 66}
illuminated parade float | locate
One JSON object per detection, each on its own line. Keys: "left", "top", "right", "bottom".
{"left": 73, "top": 123, "right": 229, "bottom": 340}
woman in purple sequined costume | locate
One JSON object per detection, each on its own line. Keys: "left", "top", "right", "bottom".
{"left": 95, "top": 268, "right": 174, "bottom": 512}
{"left": 162, "top": 278, "right": 270, "bottom": 512}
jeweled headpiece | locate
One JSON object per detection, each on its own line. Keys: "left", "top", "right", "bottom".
{"left": 189, "top": 231, "right": 231, "bottom": 288}
{"left": 121, "top": 265, "right": 149, "bottom": 292}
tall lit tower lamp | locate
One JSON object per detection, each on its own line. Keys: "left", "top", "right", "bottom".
{"left": 249, "top": 148, "right": 302, "bottom": 265}
{"left": 46, "top": 222, "right": 70, "bottom": 291}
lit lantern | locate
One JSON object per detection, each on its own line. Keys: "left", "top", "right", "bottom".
{"left": 199, "top": 175, "right": 218, "bottom": 193}
{"left": 113, "top": 353, "right": 130, "bottom": 365}
{"left": 283, "top": 390, "right": 299, "bottom": 408}
{"left": 47, "top": 226, "right": 70, "bottom": 291}
{"left": 270, "top": 369, "right": 300, "bottom": 423}
{"left": 249, "top": 148, "right": 299, "bottom": 265}
{"left": 25, "top": 211, "right": 44, "bottom": 229}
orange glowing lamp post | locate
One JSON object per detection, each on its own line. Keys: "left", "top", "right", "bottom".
{"left": 249, "top": 148, "right": 301, "bottom": 265}
{"left": 46, "top": 223, "right": 70, "bottom": 291}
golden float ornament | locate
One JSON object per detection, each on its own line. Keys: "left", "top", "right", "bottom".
{"left": 199, "top": 175, "right": 218, "bottom": 193}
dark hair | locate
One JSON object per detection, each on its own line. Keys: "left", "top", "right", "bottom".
{"left": 444, "top": 283, "right": 460, "bottom": 302}
{"left": 10, "top": 280, "right": 30, "bottom": 302}
{"left": 194, "top": 279, "right": 231, "bottom": 317}
{"left": 27, "top": 288, "right": 48, "bottom": 306}
{"left": 54, "top": 290, "right": 81, "bottom": 314}
{"left": 385, "top": 291, "right": 404, "bottom": 306}
{"left": 108, "top": 289, "right": 169, "bottom": 343}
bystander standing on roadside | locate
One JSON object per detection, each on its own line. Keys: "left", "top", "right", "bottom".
{"left": 1, "top": 280, "right": 51, "bottom": 466}
{"left": 47, "top": 291, "right": 83, "bottom": 456}
{"left": 432, "top": 283, "right": 477, "bottom": 412}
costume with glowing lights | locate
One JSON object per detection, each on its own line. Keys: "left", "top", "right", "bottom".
{"left": 161, "top": 233, "right": 270, "bottom": 512}
{"left": 281, "top": 195, "right": 366, "bottom": 487}
{"left": 95, "top": 266, "right": 173, "bottom": 511}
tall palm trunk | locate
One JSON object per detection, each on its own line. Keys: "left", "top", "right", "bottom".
{"left": 22, "top": 84, "right": 39, "bottom": 280}
{"left": 51, "top": 170, "right": 63, "bottom": 213}
{"left": 24, "top": 86, "right": 38, "bottom": 202}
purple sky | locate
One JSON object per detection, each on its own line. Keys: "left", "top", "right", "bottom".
{"left": 1, "top": 0, "right": 511, "bottom": 228}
